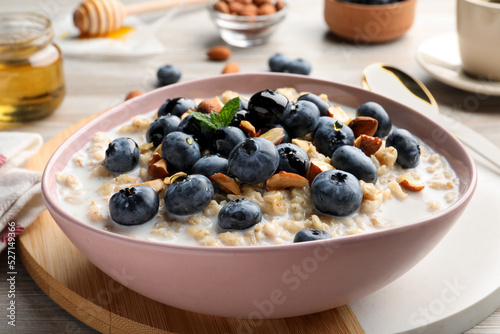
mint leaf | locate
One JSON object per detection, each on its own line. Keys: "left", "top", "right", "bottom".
{"left": 214, "top": 97, "right": 240, "bottom": 128}
{"left": 190, "top": 111, "right": 218, "bottom": 130}
{"left": 189, "top": 97, "right": 240, "bottom": 130}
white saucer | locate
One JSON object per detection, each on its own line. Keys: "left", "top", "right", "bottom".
{"left": 416, "top": 33, "right": 500, "bottom": 96}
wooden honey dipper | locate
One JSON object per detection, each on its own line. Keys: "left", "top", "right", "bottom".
{"left": 73, "top": 0, "right": 210, "bottom": 37}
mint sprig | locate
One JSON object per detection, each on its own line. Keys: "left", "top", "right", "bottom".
{"left": 190, "top": 97, "right": 240, "bottom": 130}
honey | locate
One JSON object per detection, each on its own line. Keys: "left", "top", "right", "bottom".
{"left": 0, "top": 13, "right": 65, "bottom": 122}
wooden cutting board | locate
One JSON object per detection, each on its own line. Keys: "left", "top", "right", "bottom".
{"left": 18, "top": 112, "right": 365, "bottom": 334}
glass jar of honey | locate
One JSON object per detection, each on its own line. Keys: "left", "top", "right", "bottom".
{"left": 0, "top": 12, "right": 65, "bottom": 122}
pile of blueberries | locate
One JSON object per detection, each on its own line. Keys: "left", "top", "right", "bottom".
{"left": 106, "top": 89, "right": 420, "bottom": 243}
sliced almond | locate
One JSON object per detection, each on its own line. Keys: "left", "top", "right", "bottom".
{"left": 147, "top": 150, "right": 162, "bottom": 169}
{"left": 210, "top": 173, "right": 241, "bottom": 195}
{"left": 348, "top": 116, "right": 378, "bottom": 138}
{"left": 180, "top": 111, "right": 191, "bottom": 120}
{"left": 148, "top": 158, "right": 169, "bottom": 179}
{"left": 239, "top": 120, "right": 260, "bottom": 137}
{"left": 265, "top": 171, "right": 309, "bottom": 191}
{"left": 398, "top": 175, "right": 425, "bottom": 192}
{"left": 154, "top": 144, "right": 162, "bottom": 155}
{"left": 354, "top": 134, "right": 383, "bottom": 157}
{"left": 327, "top": 105, "right": 351, "bottom": 125}
{"left": 306, "top": 159, "right": 334, "bottom": 185}
{"left": 260, "top": 127, "right": 284, "bottom": 145}
{"left": 130, "top": 179, "right": 164, "bottom": 193}
{"left": 163, "top": 172, "right": 188, "bottom": 186}
{"left": 291, "top": 138, "right": 314, "bottom": 153}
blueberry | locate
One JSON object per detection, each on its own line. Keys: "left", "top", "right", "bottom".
{"left": 228, "top": 137, "right": 279, "bottom": 184}
{"left": 104, "top": 137, "right": 140, "bottom": 173}
{"left": 313, "top": 117, "right": 355, "bottom": 157}
{"left": 293, "top": 229, "right": 332, "bottom": 243}
{"left": 218, "top": 199, "right": 262, "bottom": 230}
{"left": 230, "top": 109, "right": 250, "bottom": 127}
{"left": 247, "top": 89, "right": 291, "bottom": 127}
{"left": 146, "top": 115, "right": 181, "bottom": 147}
{"left": 239, "top": 98, "right": 249, "bottom": 111}
{"left": 161, "top": 131, "right": 201, "bottom": 172}
{"left": 275, "top": 124, "right": 290, "bottom": 143}
{"left": 386, "top": 129, "right": 421, "bottom": 169}
{"left": 268, "top": 53, "right": 291, "bottom": 72}
{"left": 287, "top": 58, "right": 312, "bottom": 75}
{"left": 356, "top": 102, "right": 392, "bottom": 137}
{"left": 164, "top": 174, "right": 214, "bottom": 216}
{"left": 191, "top": 155, "right": 229, "bottom": 178}
{"left": 298, "top": 93, "right": 331, "bottom": 117}
{"left": 157, "top": 65, "right": 181, "bottom": 86}
{"left": 331, "top": 145, "right": 377, "bottom": 183}
{"left": 177, "top": 114, "right": 212, "bottom": 150}
{"left": 311, "top": 170, "right": 363, "bottom": 217}
{"left": 109, "top": 185, "right": 159, "bottom": 226}
{"left": 283, "top": 100, "right": 320, "bottom": 138}
{"left": 158, "top": 97, "right": 197, "bottom": 118}
{"left": 276, "top": 143, "right": 309, "bottom": 176}
{"left": 209, "top": 126, "right": 247, "bottom": 157}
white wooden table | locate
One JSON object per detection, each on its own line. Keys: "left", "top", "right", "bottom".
{"left": 1, "top": 0, "right": 500, "bottom": 332}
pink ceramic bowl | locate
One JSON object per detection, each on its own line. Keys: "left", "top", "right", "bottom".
{"left": 42, "top": 73, "right": 477, "bottom": 319}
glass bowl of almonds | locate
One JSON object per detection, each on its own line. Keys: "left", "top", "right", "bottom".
{"left": 208, "top": 0, "right": 288, "bottom": 47}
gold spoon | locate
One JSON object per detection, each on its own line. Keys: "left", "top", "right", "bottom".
{"left": 362, "top": 62, "right": 500, "bottom": 172}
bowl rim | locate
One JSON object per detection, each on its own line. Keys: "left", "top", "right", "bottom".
{"left": 207, "top": 0, "right": 289, "bottom": 22}
{"left": 42, "top": 72, "right": 478, "bottom": 254}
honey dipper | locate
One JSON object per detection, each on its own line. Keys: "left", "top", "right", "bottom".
{"left": 73, "top": 0, "right": 210, "bottom": 37}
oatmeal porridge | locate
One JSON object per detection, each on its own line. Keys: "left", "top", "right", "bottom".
{"left": 56, "top": 88, "right": 459, "bottom": 246}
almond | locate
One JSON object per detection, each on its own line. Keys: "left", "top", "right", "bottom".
{"left": 398, "top": 175, "right": 425, "bottom": 192}
{"left": 306, "top": 159, "right": 334, "bottom": 185}
{"left": 207, "top": 46, "right": 231, "bottom": 61}
{"left": 265, "top": 171, "right": 309, "bottom": 191}
{"left": 257, "top": 3, "right": 276, "bottom": 15}
{"left": 210, "top": 173, "right": 241, "bottom": 195}
{"left": 253, "top": 0, "right": 272, "bottom": 5}
{"left": 163, "top": 172, "right": 188, "bottom": 186}
{"left": 148, "top": 158, "right": 169, "bottom": 179}
{"left": 222, "top": 62, "right": 240, "bottom": 74}
{"left": 354, "top": 135, "right": 383, "bottom": 157}
{"left": 348, "top": 116, "right": 378, "bottom": 138}
{"left": 228, "top": 1, "right": 245, "bottom": 14}
{"left": 197, "top": 97, "right": 223, "bottom": 114}
{"left": 213, "top": 0, "right": 230, "bottom": 13}
{"left": 327, "top": 105, "right": 351, "bottom": 125}
{"left": 259, "top": 127, "right": 284, "bottom": 145}
{"left": 275, "top": 0, "right": 285, "bottom": 11}
{"left": 239, "top": 120, "right": 260, "bottom": 137}
{"left": 130, "top": 179, "right": 164, "bottom": 193}
{"left": 124, "top": 89, "right": 144, "bottom": 101}
{"left": 240, "top": 4, "right": 258, "bottom": 16}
